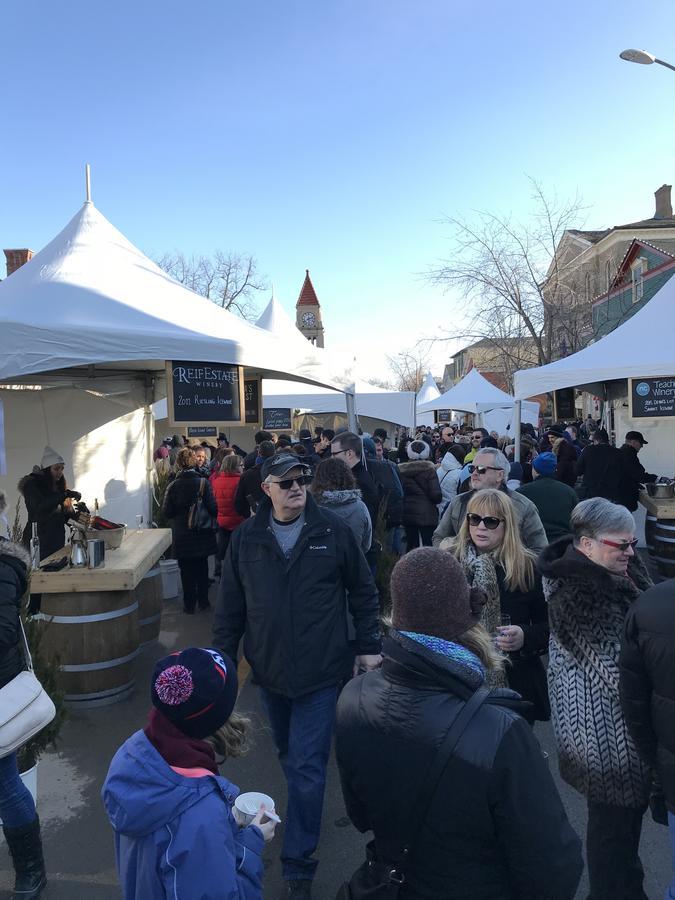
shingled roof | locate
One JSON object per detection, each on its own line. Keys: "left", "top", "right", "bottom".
{"left": 297, "top": 269, "right": 320, "bottom": 306}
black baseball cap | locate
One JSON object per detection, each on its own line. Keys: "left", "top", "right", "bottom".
{"left": 261, "top": 453, "right": 311, "bottom": 481}
{"left": 626, "top": 430, "right": 648, "bottom": 445}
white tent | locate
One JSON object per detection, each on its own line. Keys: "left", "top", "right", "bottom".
{"left": 0, "top": 201, "right": 354, "bottom": 528}
{"left": 513, "top": 275, "right": 675, "bottom": 399}
{"left": 254, "top": 295, "right": 416, "bottom": 428}
{"left": 417, "top": 367, "right": 539, "bottom": 431}
{"left": 0, "top": 202, "right": 353, "bottom": 391}
{"left": 416, "top": 373, "right": 441, "bottom": 427}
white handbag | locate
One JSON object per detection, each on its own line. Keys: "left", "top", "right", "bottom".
{"left": 0, "top": 617, "right": 56, "bottom": 759}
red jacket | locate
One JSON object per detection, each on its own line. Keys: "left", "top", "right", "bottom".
{"left": 210, "top": 472, "right": 246, "bottom": 531}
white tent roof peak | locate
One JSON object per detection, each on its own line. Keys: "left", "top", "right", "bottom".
{"left": 513, "top": 272, "right": 675, "bottom": 398}
{"left": 417, "top": 372, "right": 441, "bottom": 405}
{"left": 255, "top": 291, "right": 304, "bottom": 343}
{"left": 418, "top": 367, "right": 517, "bottom": 414}
{"left": 0, "top": 201, "right": 353, "bottom": 391}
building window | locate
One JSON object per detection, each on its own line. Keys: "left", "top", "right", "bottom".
{"left": 631, "top": 257, "right": 647, "bottom": 304}
{"left": 585, "top": 272, "right": 591, "bottom": 302}
{"left": 606, "top": 259, "right": 612, "bottom": 291}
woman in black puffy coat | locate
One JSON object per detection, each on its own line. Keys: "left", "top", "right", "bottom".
{"left": 336, "top": 548, "right": 582, "bottom": 900}
{"left": 0, "top": 538, "right": 47, "bottom": 896}
{"left": 398, "top": 440, "right": 442, "bottom": 550}
{"left": 163, "top": 448, "right": 217, "bottom": 614}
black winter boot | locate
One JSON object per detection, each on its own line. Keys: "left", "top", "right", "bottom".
{"left": 2, "top": 815, "right": 47, "bottom": 898}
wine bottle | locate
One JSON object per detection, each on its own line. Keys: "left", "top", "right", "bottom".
{"left": 30, "top": 522, "right": 40, "bottom": 570}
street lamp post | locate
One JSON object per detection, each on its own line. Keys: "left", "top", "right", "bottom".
{"left": 620, "top": 48, "right": 675, "bottom": 73}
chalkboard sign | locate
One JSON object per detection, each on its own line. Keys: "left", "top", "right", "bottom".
{"left": 263, "top": 407, "right": 292, "bottom": 430}
{"left": 166, "top": 361, "right": 244, "bottom": 425}
{"left": 244, "top": 377, "right": 261, "bottom": 425}
{"left": 554, "top": 388, "right": 576, "bottom": 421}
{"left": 434, "top": 409, "right": 453, "bottom": 423}
{"left": 187, "top": 426, "right": 218, "bottom": 438}
{"left": 630, "top": 376, "right": 675, "bottom": 418}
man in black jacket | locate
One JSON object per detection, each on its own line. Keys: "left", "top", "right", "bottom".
{"left": 616, "top": 430, "right": 657, "bottom": 511}
{"left": 330, "top": 432, "right": 381, "bottom": 528}
{"left": 213, "top": 453, "right": 381, "bottom": 898}
{"left": 620, "top": 579, "right": 675, "bottom": 898}
{"left": 575, "top": 428, "right": 623, "bottom": 502}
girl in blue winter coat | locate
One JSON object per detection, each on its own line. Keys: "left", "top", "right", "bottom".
{"left": 102, "top": 647, "right": 276, "bottom": 899}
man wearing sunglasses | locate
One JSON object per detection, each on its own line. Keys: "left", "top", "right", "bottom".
{"left": 463, "top": 427, "right": 489, "bottom": 464}
{"left": 213, "top": 452, "right": 381, "bottom": 898}
{"left": 432, "top": 447, "right": 547, "bottom": 553}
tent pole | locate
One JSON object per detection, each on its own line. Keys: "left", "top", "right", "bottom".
{"left": 144, "top": 375, "right": 154, "bottom": 526}
{"left": 85, "top": 164, "right": 92, "bottom": 203}
{"left": 346, "top": 391, "right": 357, "bottom": 432}
{"left": 513, "top": 401, "right": 521, "bottom": 462}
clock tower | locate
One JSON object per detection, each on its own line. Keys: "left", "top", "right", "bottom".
{"left": 295, "top": 269, "right": 325, "bottom": 347}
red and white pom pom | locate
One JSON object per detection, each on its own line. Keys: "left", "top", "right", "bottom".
{"left": 155, "top": 665, "right": 194, "bottom": 705}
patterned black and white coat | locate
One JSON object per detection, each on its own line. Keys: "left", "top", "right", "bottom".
{"left": 539, "top": 536, "right": 653, "bottom": 808}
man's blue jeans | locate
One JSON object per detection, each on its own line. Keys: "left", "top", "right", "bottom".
{"left": 260, "top": 685, "right": 339, "bottom": 881}
{"left": 668, "top": 812, "right": 675, "bottom": 900}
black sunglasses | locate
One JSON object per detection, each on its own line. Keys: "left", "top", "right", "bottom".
{"left": 271, "top": 475, "right": 313, "bottom": 490}
{"left": 467, "top": 513, "right": 503, "bottom": 530}
{"left": 467, "top": 464, "right": 501, "bottom": 475}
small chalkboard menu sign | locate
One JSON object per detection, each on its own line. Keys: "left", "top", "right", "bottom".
{"left": 244, "top": 377, "right": 261, "bottom": 425}
{"left": 434, "top": 409, "right": 453, "bottom": 423}
{"left": 630, "top": 376, "right": 675, "bottom": 418}
{"left": 263, "top": 407, "right": 292, "bottom": 431}
{"left": 554, "top": 388, "right": 576, "bottom": 421}
{"left": 187, "top": 426, "right": 218, "bottom": 438}
{"left": 166, "top": 361, "right": 244, "bottom": 425}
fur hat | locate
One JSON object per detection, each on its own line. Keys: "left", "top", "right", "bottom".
{"left": 407, "top": 440, "right": 431, "bottom": 461}
{"left": 391, "top": 548, "right": 486, "bottom": 642}
{"left": 41, "top": 446, "right": 65, "bottom": 469}
{"left": 151, "top": 647, "right": 238, "bottom": 739}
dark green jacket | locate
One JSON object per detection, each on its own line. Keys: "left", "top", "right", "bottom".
{"left": 517, "top": 477, "right": 578, "bottom": 543}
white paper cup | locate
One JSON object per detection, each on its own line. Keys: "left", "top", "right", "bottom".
{"left": 233, "top": 791, "right": 275, "bottom": 827}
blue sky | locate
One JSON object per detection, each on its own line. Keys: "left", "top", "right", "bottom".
{"left": 2, "top": 1, "right": 675, "bottom": 380}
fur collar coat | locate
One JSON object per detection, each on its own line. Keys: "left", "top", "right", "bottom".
{"left": 539, "top": 536, "right": 653, "bottom": 806}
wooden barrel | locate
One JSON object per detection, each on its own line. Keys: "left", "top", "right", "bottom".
{"left": 645, "top": 514, "right": 657, "bottom": 555}
{"left": 38, "top": 590, "right": 139, "bottom": 708}
{"left": 136, "top": 567, "right": 162, "bottom": 648}
{"left": 653, "top": 519, "right": 675, "bottom": 578}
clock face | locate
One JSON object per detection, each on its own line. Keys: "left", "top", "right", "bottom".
{"left": 302, "top": 311, "right": 316, "bottom": 327}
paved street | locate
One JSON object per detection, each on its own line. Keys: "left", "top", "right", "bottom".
{"left": 0, "top": 583, "right": 670, "bottom": 899}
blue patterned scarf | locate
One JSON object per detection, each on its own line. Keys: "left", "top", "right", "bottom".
{"left": 400, "top": 631, "right": 486, "bottom": 679}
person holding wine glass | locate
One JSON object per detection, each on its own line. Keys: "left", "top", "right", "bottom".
{"left": 442, "top": 488, "right": 550, "bottom": 722}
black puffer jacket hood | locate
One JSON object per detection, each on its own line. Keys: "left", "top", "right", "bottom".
{"left": 336, "top": 630, "right": 582, "bottom": 899}
{"left": 0, "top": 539, "right": 30, "bottom": 689}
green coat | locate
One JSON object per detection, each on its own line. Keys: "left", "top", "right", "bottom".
{"left": 517, "top": 476, "right": 578, "bottom": 543}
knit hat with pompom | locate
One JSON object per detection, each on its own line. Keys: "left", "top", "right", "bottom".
{"left": 151, "top": 647, "right": 238, "bottom": 738}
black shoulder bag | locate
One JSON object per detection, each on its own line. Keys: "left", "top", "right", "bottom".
{"left": 336, "top": 686, "right": 490, "bottom": 899}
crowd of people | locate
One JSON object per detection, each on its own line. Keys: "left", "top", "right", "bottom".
{"left": 1, "top": 416, "right": 673, "bottom": 899}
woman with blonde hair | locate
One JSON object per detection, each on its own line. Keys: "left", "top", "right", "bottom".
{"left": 443, "top": 488, "right": 550, "bottom": 721}
{"left": 335, "top": 548, "right": 581, "bottom": 898}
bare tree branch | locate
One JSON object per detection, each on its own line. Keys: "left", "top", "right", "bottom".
{"left": 155, "top": 250, "right": 267, "bottom": 320}
{"left": 386, "top": 346, "right": 430, "bottom": 392}
{"left": 427, "top": 181, "right": 594, "bottom": 383}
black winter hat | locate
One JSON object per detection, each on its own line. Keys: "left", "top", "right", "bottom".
{"left": 151, "top": 647, "right": 238, "bottom": 739}
{"left": 391, "top": 548, "right": 486, "bottom": 642}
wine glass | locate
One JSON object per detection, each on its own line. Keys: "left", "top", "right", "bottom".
{"left": 135, "top": 514, "right": 144, "bottom": 532}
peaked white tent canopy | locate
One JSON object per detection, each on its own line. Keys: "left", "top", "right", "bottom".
{"left": 514, "top": 275, "right": 675, "bottom": 398}
{"left": 254, "top": 295, "right": 416, "bottom": 428}
{"left": 0, "top": 202, "right": 353, "bottom": 392}
{"left": 417, "top": 367, "right": 539, "bottom": 431}
{"left": 416, "top": 372, "right": 441, "bottom": 427}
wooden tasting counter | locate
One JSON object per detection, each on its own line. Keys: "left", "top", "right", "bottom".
{"left": 33, "top": 529, "right": 172, "bottom": 707}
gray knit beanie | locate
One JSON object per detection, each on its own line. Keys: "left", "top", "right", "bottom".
{"left": 391, "top": 548, "right": 486, "bottom": 642}
{"left": 41, "top": 446, "right": 65, "bottom": 469}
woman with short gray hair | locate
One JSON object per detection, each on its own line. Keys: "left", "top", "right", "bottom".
{"left": 539, "top": 497, "right": 653, "bottom": 900}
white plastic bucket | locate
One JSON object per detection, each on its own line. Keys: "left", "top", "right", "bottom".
{"left": 159, "top": 559, "right": 180, "bottom": 599}
{"left": 0, "top": 765, "right": 37, "bottom": 826}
